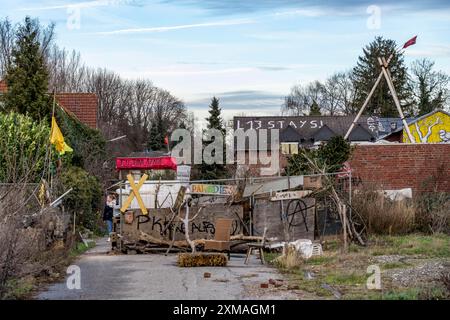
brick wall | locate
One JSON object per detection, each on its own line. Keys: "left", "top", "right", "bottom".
{"left": 349, "top": 144, "right": 450, "bottom": 194}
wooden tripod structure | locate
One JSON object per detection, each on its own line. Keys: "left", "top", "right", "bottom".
{"left": 344, "top": 53, "right": 416, "bottom": 143}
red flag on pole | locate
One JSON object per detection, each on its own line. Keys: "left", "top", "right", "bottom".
{"left": 164, "top": 135, "right": 169, "bottom": 145}
{"left": 402, "top": 35, "right": 417, "bottom": 49}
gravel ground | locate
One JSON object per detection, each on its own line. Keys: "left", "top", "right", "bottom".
{"left": 37, "top": 238, "right": 300, "bottom": 300}
{"left": 371, "top": 255, "right": 450, "bottom": 287}
{"left": 386, "top": 260, "right": 449, "bottom": 287}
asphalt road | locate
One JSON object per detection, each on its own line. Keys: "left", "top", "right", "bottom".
{"left": 37, "top": 238, "right": 298, "bottom": 300}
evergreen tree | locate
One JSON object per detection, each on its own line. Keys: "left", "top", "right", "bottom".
{"left": 309, "top": 100, "right": 321, "bottom": 115}
{"left": 199, "top": 97, "right": 227, "bottom": 180}
{"left": 352, "top": 36, "right": 412, "bottom": 117}
{"left": 148, "top": 115, "right": 166, "bottom": 151}
{"left": 3, "top": 17, "right": 52, "bottom": 122}
{"left": 205, "top": 97, "right": 226, "bottom": 135}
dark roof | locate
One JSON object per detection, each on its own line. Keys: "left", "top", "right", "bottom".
{"left": 234, "top": 115, "right": 373, "bottom": 137}
{"left": 280, "top": 125, "right": 302, "bottom": 142}
{"left": 233, "top": 115, "right": 376, "bottom": 150}
{"left": 312, "top": 124, "right": 336, "bottom": 142}
{"left": 348, "top": 124, "right": 375, "bottom": 141}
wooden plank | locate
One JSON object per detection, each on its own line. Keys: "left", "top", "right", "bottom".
{"left": 243, "top": 176, "right": 303, "bottom": 198}
{"left": 120, "top": 174, "right": 148, "bottom": 214}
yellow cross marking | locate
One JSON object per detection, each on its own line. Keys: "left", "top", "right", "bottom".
{"left": 121, "top": 174, "right": 148, "bottom": 215}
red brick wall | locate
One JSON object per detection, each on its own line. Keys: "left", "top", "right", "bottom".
{"left": 349, "top": 144, "right": 450, "bottom": 194}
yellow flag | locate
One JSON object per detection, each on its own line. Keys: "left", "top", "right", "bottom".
{"left": 50, "top": 116, "right": 73, "bottom": 155}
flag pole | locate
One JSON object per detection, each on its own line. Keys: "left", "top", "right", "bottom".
{"left": 378, "top": 58, "right": 415, "bottom": 143}
{"left": 344, "top": 37, "right": 416, "bottom": 140}
{"left": 344, "top": 52, "right": 395, "bottom": 140}
{"left": 52, "top": 89, "right": 56, "bottom": 117}
{"left": 166, "top": 134, "right": 170, "bottom": 154}
{"left": 49, "top": 89, "right": 56, "bottom": 191}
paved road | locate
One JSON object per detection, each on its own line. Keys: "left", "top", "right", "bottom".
{"left": 37, "top": 238, "right": 299, "bottom": 300}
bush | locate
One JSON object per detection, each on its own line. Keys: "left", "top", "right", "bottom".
{"left": 0, "top": 112, "right": 50, "bottom": 183}
{"left": 415, "top": 193, "right": 450, "bottom": 234}
{"left": 58, "top": 166, "right": 102, "bottom": 232}
{"left": 286, "top": 136, "right": 351, "bottom": 175}
{"left": 55, "top": 107, "right": 106, "bottom": 178}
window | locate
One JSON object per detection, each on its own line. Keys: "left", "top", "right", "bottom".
{"left": 281, "top": 142, "right": 299, "bottom": 155}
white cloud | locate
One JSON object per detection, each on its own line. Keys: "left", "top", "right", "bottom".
{"left": 94, "top": 18, "right": 255, "bottom": 35}
{"left": 123, "top": 67, "right": 256, "bottom": 77}
{"left": 405, "top": 45, "right": 450, "bottom": 58}
{"left": 18, "top": 0, "right": 136, "bottom": 11}
{"left": 273, "top": 8, "right": 328, "bottom": 18}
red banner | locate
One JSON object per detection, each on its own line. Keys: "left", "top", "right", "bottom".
{"left": 116, "top": 156, "right": 177, "bottom": 171}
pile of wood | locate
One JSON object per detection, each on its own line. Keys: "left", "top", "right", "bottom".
{"left": 117, "top": 230, "right": 264, "bottom": 254}
{"left": 118, "top": 231, "right": 205, "bottom": 254}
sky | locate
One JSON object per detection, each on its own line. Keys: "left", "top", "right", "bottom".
{"left": 2, "top": 0, "right": 450, "bottom": 124}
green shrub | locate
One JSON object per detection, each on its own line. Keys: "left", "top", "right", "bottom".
{"left": 0, "top": 112, "right": 50, "bottom": 183}
{"left": 286, "top": 136, "right": 351, "bottom": 175}
{"left": 59, "top": 166, "right": 102, "bottom": 232}
{"left": 55, "top": 107, "right": 106, "bottom": 174}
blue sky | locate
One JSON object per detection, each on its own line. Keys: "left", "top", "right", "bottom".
{"left": 2, "top": 0, "right": 450, "bottom": 122}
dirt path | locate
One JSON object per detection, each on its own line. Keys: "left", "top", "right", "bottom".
{"left": 37, "top": 238, "right": 301, "bottom": 300}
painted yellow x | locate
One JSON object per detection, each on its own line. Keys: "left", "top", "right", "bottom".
{"left": 121, "top": 174, "right": 148, "bottom": 215}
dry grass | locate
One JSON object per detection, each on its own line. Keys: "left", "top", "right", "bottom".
{"left": 352, "top": 187, "right": 416, "bottom": 235}
{"left": 270, "top": 234, "right": 450, "bottom": 300}
{"left": 415, "top": 192, "right": 450, "bottom": 234}
{"left": 273, "top": 245, "right": 303, "bottom": 269}
{"left": 0, "top": 185, "right": 73, "bottom": 299}
{"left": 352, "top": 185, "right": 449, "bottom": 236}
{"left": 441, "top": 272, "right": 450, "bottom": 294}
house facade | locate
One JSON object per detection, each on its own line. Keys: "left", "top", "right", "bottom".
{"left": 381, "top": 109, "right": 450, "bottom": 143}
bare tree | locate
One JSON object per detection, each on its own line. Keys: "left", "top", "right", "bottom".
{"left": 47, "top": 46, "right": 87, "bottom": 92}
{"left": 0, "top": 18, "right": 14, "bottom": 77}
{"left": 282, "top": 72, "right": 359, "bottom": 116}
{"left": 282, "top": 81, "right": 325, "bottom": 116}
{"left": 334, "top": 71, "right": 359, "bottom": 115}
{"left": 410, "top": 58, "right": 450, "bottom": 115}
{"left": 1, "top": 16, "right": 188, "bottom": 156}
{"left": 322, "top": 74, "right": 342, "bottom": 115}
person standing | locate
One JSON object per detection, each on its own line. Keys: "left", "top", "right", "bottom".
{"left": 103, "top": 194, "right": 114, "bottom": 242}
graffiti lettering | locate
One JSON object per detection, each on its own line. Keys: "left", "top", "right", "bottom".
{"left": 135, "top": 215, "right": 241, "bottom": 237}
